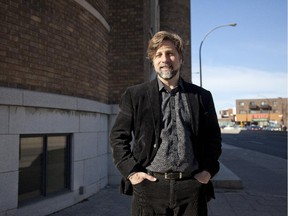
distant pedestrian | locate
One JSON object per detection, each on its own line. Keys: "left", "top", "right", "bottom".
{"left": 110, "top": 31, "right": 222, "bottom": 216}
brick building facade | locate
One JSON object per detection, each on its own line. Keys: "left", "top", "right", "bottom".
{"left": 0, "top": 0, "right": 191, "bottom": 104}
{"left": 0, "top": 0, "right": 191, "bottom": 215}
{"left": 109, "top": 0, "right": 191, "bottom": 103}
{"left": 1, "top": 0, "right": 110, "bottom": 103}
{"left": 235, "top": 98, "right": 288, "bottom": 129}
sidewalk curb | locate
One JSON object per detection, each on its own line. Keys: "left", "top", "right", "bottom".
{"left": 212, "top": 162, "right": 243, "bottom": 189}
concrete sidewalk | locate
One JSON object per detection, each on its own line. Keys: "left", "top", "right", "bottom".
{"left": 50, "top": 143, "right": 287, "bottom": 216}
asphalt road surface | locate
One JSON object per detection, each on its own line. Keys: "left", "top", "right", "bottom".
{"left": 221, "top": 130, "right": 287, "bottom": 159}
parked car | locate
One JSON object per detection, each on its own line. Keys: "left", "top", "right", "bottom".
{"left": 262, "top": 126, "right": 273, "bottom": 131}
{"left": 263, "top": 126, "right": 282, "bottom": 131}
{"left": 223, "top": 125, "right": 234, "bottom": 130}
{"left": 246, "top": 125, "right": 262, "bottom": 131}
{"left": 271, "top": 127, "right": 281, "bottom": 131}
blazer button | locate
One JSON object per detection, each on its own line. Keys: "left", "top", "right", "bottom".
{"left": 153, "top": 144, "right": 157, "bottom": 148}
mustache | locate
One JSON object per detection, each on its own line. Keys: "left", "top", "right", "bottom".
{"left": 160, "top": 64, "right": 171, "bottom": 67}
{"left": 160, "top": 64, "right": 173, "bottom": 69}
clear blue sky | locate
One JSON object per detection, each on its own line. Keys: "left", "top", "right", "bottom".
{"left": 190, "top": 0, "right": 287, "bottom": 114}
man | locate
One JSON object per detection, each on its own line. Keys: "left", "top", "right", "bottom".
{"left": 110, "top": 31, "right": 222, "bottom": 216}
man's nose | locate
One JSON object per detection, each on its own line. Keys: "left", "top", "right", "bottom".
{"left": 160, "top": 54, "right": 169, "bottom": 62}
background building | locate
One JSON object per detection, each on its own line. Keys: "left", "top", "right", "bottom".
{"left": 0, "top": 0, "right": 191, "bottom": 215}
{"left": 235, "top": 98, "right": 288, "bottom": 129}
{"left": 218, "top": 108, "right": 236, "bottom": 128}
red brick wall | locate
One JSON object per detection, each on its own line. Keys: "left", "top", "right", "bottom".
{"left": 86, "top": 0, "right": 108, "bottom": 20}
{"left": 159, "top": 0, "right": 191, "bottom": 83}
{"left": 108, "top": 0, "right": 191, "bottom": 103}
{"left": 0, "top": 0, "right": 109, "bottom": 103}
{"left": 0, "top": 0, "right": 191, "bottom": 104}
{"left": 108, "top": 0, "right": 146, "bottom": 104}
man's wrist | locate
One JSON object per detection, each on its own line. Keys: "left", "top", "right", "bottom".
{"left": 127, "top": 172, "right": 136, "bottom": 180}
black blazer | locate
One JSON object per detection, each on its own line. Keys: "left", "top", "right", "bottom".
{"left": 110, "top": 77, "right": 222, "bottom": 196}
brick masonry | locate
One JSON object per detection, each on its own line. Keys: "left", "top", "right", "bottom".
{"left": 0, "top": 0, "right": 191, "bottom": 104}
{"left": 159, "top": 0, "right": 191, "bottom": 83}
{"left": 0, "top": 0, "right": 109, "bottom": 103}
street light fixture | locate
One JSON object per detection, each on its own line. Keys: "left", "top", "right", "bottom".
{"left": 199, "top": 23, "right": 237, "bottom": 87}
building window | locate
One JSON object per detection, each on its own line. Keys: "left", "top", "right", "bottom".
{"left": 260, "top": 101, "right": 268, "bottom": 106}
{"left": 249, "top": 110, "right": 258, "bottom": 114}
{"left": 239, "top": 110, "right": 246, "bottom": 114}
{"left": 19, "top": 134, "right": 71, "bottom": 203}
{"left": 239, "top": 102, "right": 245, "bottom": 106}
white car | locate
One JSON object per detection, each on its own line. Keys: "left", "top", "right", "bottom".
{"left": 223, "top": 125, "right": 234, "bottom": 130}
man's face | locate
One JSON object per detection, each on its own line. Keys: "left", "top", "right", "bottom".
{"left": 152, "top": 40, "right": 182, "bottom": 80}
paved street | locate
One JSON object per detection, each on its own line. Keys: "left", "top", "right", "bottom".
{"left": 208, "top": 143, "right": 287, "bottom": 216}
{"left": 221, "top": 130, "right": 287, "bottom": 159}
{"left": 51, "top": 132, "right": 287, "bottom": 216}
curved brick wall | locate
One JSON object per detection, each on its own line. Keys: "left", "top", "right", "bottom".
{"left": 0, "top": 0, "right": 191, "bottom": 105}
{"left": 0, "top": 0, "right": 109, "bottom": 103}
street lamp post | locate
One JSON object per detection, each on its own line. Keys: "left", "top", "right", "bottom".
{"left": 199, "top": 23, "right": 237, "bottom": 87}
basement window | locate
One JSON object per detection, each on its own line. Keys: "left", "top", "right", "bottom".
{"left": 18, "top": 134, "right": 71, "bottom": 204}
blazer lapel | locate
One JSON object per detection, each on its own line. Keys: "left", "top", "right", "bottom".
{"left": 146, "top": 79, "right": 161, "bottom": 146}
{"left": 183, "top": 81, "right": 199, "bottom": 136}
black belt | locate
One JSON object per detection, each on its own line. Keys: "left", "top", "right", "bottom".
{"left": 148, "top": 171, "right": 193, "bottom": 180}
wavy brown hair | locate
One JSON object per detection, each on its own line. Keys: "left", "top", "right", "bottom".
{"left": 147, "top": 31, "right": 184, "bottom": 62}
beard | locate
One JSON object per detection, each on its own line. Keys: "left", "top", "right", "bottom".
{"left": 156, "top": 70, "right": 178, "bottom": 80}
{"left": 156, "top": 66, "right": 179, "bottom": 80}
